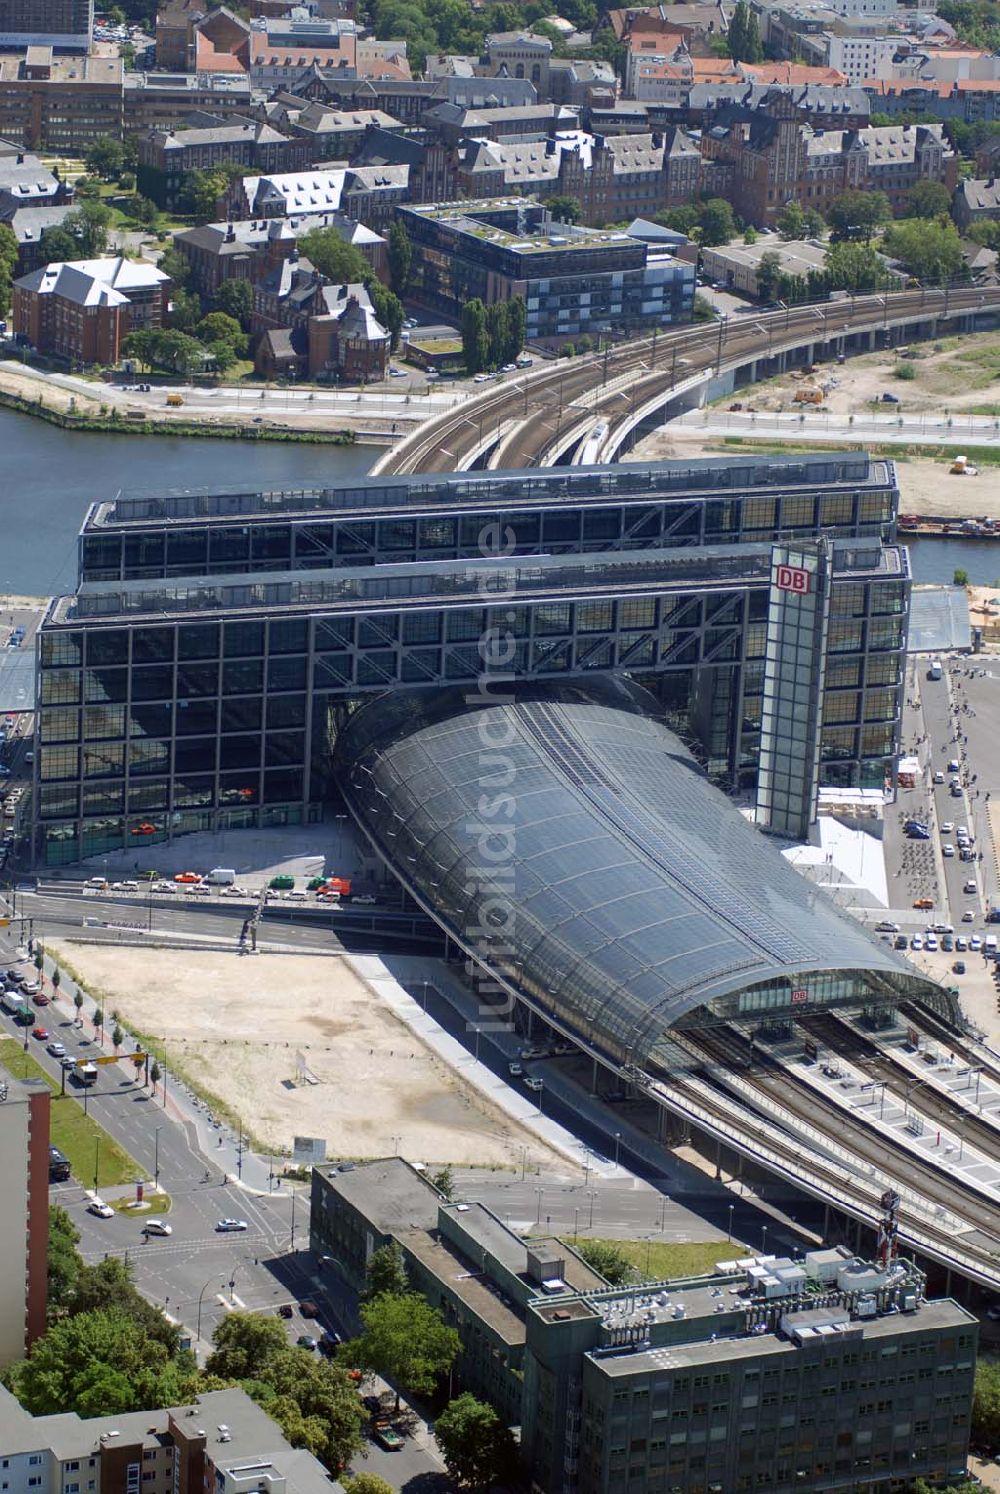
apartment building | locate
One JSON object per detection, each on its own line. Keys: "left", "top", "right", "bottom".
{"left": 0, "top": 1064, "right": 49, "bottom": 1368}
{"left": 0, "top": 1385, "right": 344, "bottom": 1494}
{"left": 123, "top": 72, "right": 254, "bottom": 134}
{"left": 174, "top": 213, "right": 385, "bottom": 297}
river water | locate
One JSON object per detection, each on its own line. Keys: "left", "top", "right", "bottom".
{"left": 0, "top": 408, "right": 380, "bottom": 597}
{"left": 0, "top": 407, "right": 994, "bottom": 594}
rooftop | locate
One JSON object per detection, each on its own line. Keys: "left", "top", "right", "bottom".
{"left": 315, "top": 1156, "right": 441, "bottom": 1235}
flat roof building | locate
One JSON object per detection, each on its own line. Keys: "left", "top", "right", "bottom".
{"left": 310, "top": 1159, "right": 977, "bottom": 1494}
{"left": 398, "top": 197, "right": 695, "bottom": 342}
{"left": 0, "top": 0, "right": 93, "bottom": 52}
{"left": 0, "top": 1063, "right": 49, "bottom": 1367}
{"left": 36, "top": 453, "right": 908, "bottom": 866}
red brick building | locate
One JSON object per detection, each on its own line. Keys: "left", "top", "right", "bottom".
{"left": 13, "top": 256, "right": 170, "bottom": 364}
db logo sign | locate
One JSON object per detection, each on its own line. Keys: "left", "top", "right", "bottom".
{"left": 790, "top": 988, "right": 809, "bottom": 1003}
{"left": 776, "top": 564, "right": 810, "bottom": 595}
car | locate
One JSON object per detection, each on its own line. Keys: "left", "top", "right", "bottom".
{"left": 191, "top": 883, "right": 211, "bottom": 896}
{"left": 953, "top": 960, "right": 967, "bottom": 974}
{"left": 60, "top": 1055, "right": 76, "bottom": 1070}
{"left": 958, "top": 826, "right": 971, "bottom": 840}
{"left": 875, "top": 921, "right": 900, "bottom": 933}
{"left": 111, "top": 880, "right": 139, "bottom": 892}
{"left": 131, "top": 822, "right": 157, "bottom": 837}
{"left": 924, "top": 935, "right": 939, "bottom": 951}
{"left": 299, "top": 1299, "right": 319, "bottom": 1318}
{"left": 516, "top": 355, "right": 533, "bottom": 367}
{"left": 473, "top": 373, "right": 490, "bottom": 382}
{"left": 523, "top": 1074, "right": 544, "bottom": 1091}
{"left": 942, "top": 844, "right": 955, "bottom": 857}
{"left": 353, "top": 894, "right": 377, "bottom": 905}
{"left": 46, "top": 1041, "right": 66, "bottom": 1057}
{"left": 906, "top": 824, "right": 930, "bottom": 840}
{"left": 941, "top": 822, "right": 954, "bottom": 834}
{"left": 508, "top": 1060, "right": 523, "bottom": 1077}
{"left": 269, "top": 874, "right": 295, "bottom": 890}
{"left": 402, "top": 318, "right": 417, "bottom": 329}
{"left": 501, "top": 362, "right": 517, "bottom": 372}
{"left": 971, "top": 935, "right": 983, "bottom": 951}
{"left": 32, "top": 1026, "right": 48, "bottom": 1040}
{"left": 913, "top": 897, "right": 934, "bottom": 910}
{"left": 152, "top": 881, "right": 176, "bottom": 894}
{"left": 135, "top": 868, "right": 159, "bottom": 881}
{"left": 296, "top": 1335, "right": 319, "bottom": 1350}
{"left": 941, "top": 936, "right": 954, "bottom": 952}
{"left": 933, "top": 771, "right": 944, "bottom": 785}
{"left": 894, "top": 934, "right": 908, "bottom": 949}
{"left": 142, "top": 1220, "right": 172, "bottom": 1236}
{"left": 286, "top": 889, "right": 308, "bottom": 900}
{"left": 221, "top": 885, "right": 248, "bottom": 897}
{"left": 216, "top": 1218, "right": 248, "bottom": 1232}
{"left": 173, "top": 871, "right": 202, "bottom": 884}
{"left": 277, "top": 1304, "right": 294, "bottom": 1319}
{"left": 910, "top": 936, "right": 923, "bottom": 950}
{"left": 956, "top": 936, "right": 969, "bottom": 951}
{"left": 88, "top": 1199, "right": 115, "bottom": 1218}
{"left": 881, "top": 391, "right": 900, "bottom": 403}
{"left": 951, "top": 784, "right": 963, "bottom": 797}
{"left": 388, "top": 367, "right": 406, "bottom": 377}
{"left": 962, "top": 910, "right": 976, "bottom": 923}
{"left": 425, "top": 368, "right": 440, "bottom": 378}
{"left": 949, "top": 760, "right": 961, "bottom": 772}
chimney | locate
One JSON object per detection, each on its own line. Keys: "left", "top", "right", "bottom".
{"left": 16, "top": 152, "right": 24, "bottom": 164}
{"left": 225, "top": 222, "right": 236, "bottom": 242}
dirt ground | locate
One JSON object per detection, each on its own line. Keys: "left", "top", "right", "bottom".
{"left": 48, "top": 942, "right": 564, "bottom": 1170}
{"left": 711, "top": 331, "right": 1000, "bottom": 421}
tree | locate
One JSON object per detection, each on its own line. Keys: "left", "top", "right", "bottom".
{"left": 207, "top": 1312, "right": 291, "bottom": 1381}
{"left": 954, "top": 568, "right": 970, "bottom": 585}
{"left": 206, "top": 338, "right": 239, "bottom": 374}
{"left": 575, "top": 1239, "right": 633, "bottom": 1284}
{"left": 150, "top": 1059, "right": 162, "bottom": 1089}
{"left": 85, "top": 138, "right": 124, "bottom": 180}
{"left": 157, "top": 246, "right": 190, "bottom": 289}
{"left": 129, "top": 195, "right": 159, "bottom": 229}
{"left": 344, "top": 1476, "right": 395, "bottom": 1494}
{"left": 112, "top": 1024, "right": 124, "bottom": 1053}
{"left": 823, "top": 240, "right": 888, "bottom": 293}
{"left": 367, "top": 280, "right": 404, "bottom": 351}
{"left": 485, "top": 300, "right": 508, "bottom": 367}
{"left": 73, "top": 990, "right": 84, "bottom": 1023}
{"left": 342, "top": 1292, "right": 460, "bottom": 1408}
{"left": 69, "top": 1257, "right": 180, "bottom": 1352}
{"left": 431, "top": 1164, "right": 454, "bottom": 1200}
{"left": 882, "top": 217, "right": 966, "bottom": 283}
{"left": 170, "top": 289, "right": 202, "bottom": 334}
{"left": 48, "top": 1205, "right": 82, "bottom": 1312}
{"left": 972, "top": 1357, "right": 1000, "bottom": 1450}
{"left": 40, "top": 202, "right": 111, "bottom": 263}
{"left": 93, "top": 1007, "right": 104, "bottom": 1040}
{"left": 215, "top": 277, "right": 253, "bottom": 330}
{"left": 34, "top": 946, "right": 43, "bottom": 972}
{"left": 38, "top": 225, "right": 79, "bottom": 263}
{"left": 362, "top": 1242, "right": 408, "bottom": 1302}
{"left": 698, "top": 198, "right": 737, "bottom": 247}
{"left": 756, "top": 249, "right": 784, "bottom": 301}
{"left": 544, "top": 194, "right": 582, "bottom": 223}
{"left": 296, "top": 228, "right": 369, "bottom": 285}
{"left": 905, "top": 180, "right": 953, "bottom": 220}
{"left": 0, "top": 221, "right": 18, "bottom": 318}
{"left": 180, "top": 169, "right": 228, "bottom": 224}
{"left": 207, "top": 1315, "right": 365, "bottom": 1473}
{"left": 434, "top": 1393, "right": 518, "bottom": 1488}
{"left": 506, "top": 295, "right": 527, "bottom": 361}
{"left": 196, "top": 311, "right": 247, "bottom": 353}
{"left": 387, "top": 219, "right": 412, "bottom": 295}
{"left": 462, "top": 298, "right": 489, "bottom": 374}
{"left": 827, "top": 190, "right": 891, "bottom": 242}
{"left": 5, "top": 1309, "right": 194, "bottom": 1417}
{"left": 728, "top": 0, "right": 763, "bottom": 61}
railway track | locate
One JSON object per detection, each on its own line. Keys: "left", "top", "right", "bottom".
{"left": 376, "top": 285, "right": 1000, "bottom": 476}
{"left": 684, "top": 1023, "right": 1000, "bottom": 1248}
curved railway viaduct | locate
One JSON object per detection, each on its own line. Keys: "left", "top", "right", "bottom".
{"left": 371, "top": 285, "right": 1000, "bottom": 478}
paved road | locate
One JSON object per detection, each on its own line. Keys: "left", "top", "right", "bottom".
{"left": 675, "top": 408, "right": 1000, "bottom": 447}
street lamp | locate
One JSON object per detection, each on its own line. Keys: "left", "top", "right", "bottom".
{"left": 196, "top": 1276, "right": 224, "bottom": 1343}
{"left": 587, "top": 1188, "right": 598, "bottom": 1229}
{"left": 761, "top": 1224, "right": 768, "bottom": 1255}
{"left": 614, "top": 1132, "right": 622, "bottom": 1170}
{"left": 93, "top": 1136, "right": 101, "bottom": 1192}
{"left": 154, "top": 1126, "right": 161, "bottom": 1191}
{"left": 727, "top": 1202, "right": 734, "bottom": 1242}
{"left": 535, "top": 1186, "right": 543, "bottom": 1225}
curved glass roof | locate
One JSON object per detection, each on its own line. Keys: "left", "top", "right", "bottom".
{"left": 336, "top": 680, "right": 949, "bottom": 1070}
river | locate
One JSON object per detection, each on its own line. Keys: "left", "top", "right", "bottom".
{"left": 0, "top": 408, "right": 381, "bottom": 597}
{"left": 0, "top": 408, "right": 993, "bottom": 595}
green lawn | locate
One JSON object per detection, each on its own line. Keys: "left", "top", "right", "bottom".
{"left": 578, "top": 1237, "right": 738, "bottom": 1282}
{"left": 0, "top": 1038, "right": 145, "bottom": 1190}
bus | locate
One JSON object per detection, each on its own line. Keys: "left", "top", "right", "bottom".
{"left": 13, "top": 1004, "right": 33, "bottom": 1025}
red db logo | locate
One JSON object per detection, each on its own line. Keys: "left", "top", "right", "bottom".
{"left": 776, "top": 564, "right": 809, "bottom": 594}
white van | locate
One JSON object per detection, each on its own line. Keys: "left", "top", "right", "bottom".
{"left": 204, "top": 867, "right": 236, "bottom": 885}
{"left": 986, "top": 936, "right": 998, "bottom": 956}
{"left": 928, "top": 659, "right": 943, "bottom": 680}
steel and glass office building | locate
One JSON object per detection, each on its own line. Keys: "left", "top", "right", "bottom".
{"left": 35, "top": 454, "right": 908, "bottom": 865}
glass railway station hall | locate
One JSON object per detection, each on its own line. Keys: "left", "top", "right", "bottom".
{"left": 37, "top": 452, "right": 907, "bottom": 869}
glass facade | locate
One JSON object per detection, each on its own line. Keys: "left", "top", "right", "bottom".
{"left": 36, "top": 456, "right": 908, "bottom": 864}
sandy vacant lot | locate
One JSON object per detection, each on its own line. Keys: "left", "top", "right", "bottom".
{"left": 50, "top": 943, "right": 561, "bottom": 1170}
